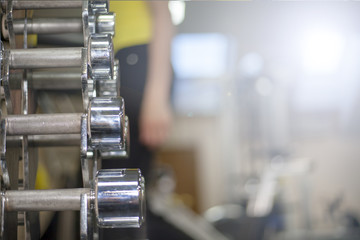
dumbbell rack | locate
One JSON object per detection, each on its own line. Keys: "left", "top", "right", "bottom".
{"left": 0, "top": 1, "right": 144, "bottom": 239}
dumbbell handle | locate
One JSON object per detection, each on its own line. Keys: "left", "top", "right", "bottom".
{"left": 3, "top": 14, "right": 115, "bottom": 37}
{"left": 10, "top": 70, "right": 81, "bottom": 90}
{"left": 8, "top": 48, "right": 83, "bottom": 69}
{"left": 4, "top": 188, "right": 90, "bottom": 211}
{"left": 6, "top": 113, "right": 82, "bottom": 135}
{"left": 7, "top": 134, "right": 80, "bottom": 147}
{"left": 1, "top": 0, "right": 83, "bottom": 10}
{"left": 10, "top": 18, "right": 82, "bottom": 34}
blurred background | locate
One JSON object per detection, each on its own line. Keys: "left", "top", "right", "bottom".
{"left": 155, "top": 1, "right": 360, "bottom": 239}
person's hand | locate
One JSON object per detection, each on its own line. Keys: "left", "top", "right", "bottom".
{"left": 139, "top": 97, "right": 172, "bottom": 149}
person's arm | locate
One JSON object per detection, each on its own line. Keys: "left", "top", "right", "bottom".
{"left": 139, "top": 1, "right": 174, "bottom": 148}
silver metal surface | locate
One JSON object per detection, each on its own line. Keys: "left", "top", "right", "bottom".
{"left": 88, "top": 34, "right": 114, "bottom": 80}
{"left": 100, "top": 150, "right": 127, "bottom": 159}
{"left": 9, "top": 70, "right": 81, "bottom": 89}
{"left": 2, "top": 33, "right": 114, "bottom": 112}
{"left": 6, "top": 0, "right": 16, "bottom": 48}
{"left": 0, "top": 1, "right": 131, "bottom": 236}
{"left": 0, "top": 118, "right": 10, "bottom": 188}
{"left": 0, "top": 196, "right": 4, "bottom": 239}
{"left": 6, "top": 135, "right": 81, "bottom": 147}
{"left": 95, "top": 169, "right": 145, "bottom": 228}
{"left": 10, "top": 18, "right": 82, "bottom": 35}
{"left": 5, "top": 188, "right": 90, "bottom": 211}
{"left": 4, "top": 97, "right": 126, "bottom": 144}
{"left": 80, "top": 193, "right": 89, "bottom": 240}
{"left": 0, "top": 1, "right": 121, "bottom": 239}
{"left": 6, "top": 113, "right": 82, "bottom": 135}
{"left": 98, "top": 59, "right": 119, "bottom": 97}
{"left": 89, "top": 97, "right": 125, "bottom": 151}
{"left": 2, "top": 15, "right": 115, "bottom": 37}
{"left": 29, "top": 134, "right": 80, "bottom": 146}
{"left": 82, "top": 0, "right": 91, "bottom": 46}
{"left": 3, "top": 169, "right": 145, "bottom": 229}
{"left": 81, "top": 47, "right": 91, "bottom": 111}
{"left": 1, "top": 0, "right": 83, "bottom": 10}
{"left": 30, "top": 70, "right": 81, "bottom": 89}
{"left": 35, "top": 72, "right": 81, "bottom": 89}
{"left": 94, "top": 13, "right": 115, "bottom": 36}
{"left": 10, "top": 62, "right": 117, "bottom": 92}
{"left": 8, "top": 47, "right": 83, "bottom": 69}
{"left": 21, "top": 48, "right": 30, "bottom": 193}
{"left": 80, "top": 114, "right": 90, "bottom": 188}
{"left": 2, "top": 50, "right": 13, "bottom": 114}
{"left": 88, "top": 0, "right": 109, "bottom": 14}
{"left": 100, "top": 115, "right": 129, "bottom": 159}
{"left": 21, "top": 19, "right": 38, "bottom": 238}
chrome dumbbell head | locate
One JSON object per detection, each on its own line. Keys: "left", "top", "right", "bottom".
{"left": 89, "top": 0, "right": 109, "bottom": 14}
{"left": 96, "top": 13, "right": 115, "bottom": 36}
{"left": 100, "top": 115, "right": 129, "bottom": 159}
{"left": 88, "top": 13, "right": 115, "bottom": 36}
{"left": 95, "top": 169, "right": 145, "bottom": 228}
{"left": 88, "top": 34, "right": 114, "bottom": 81}
{"left": 89, "top": 97, "right": 127, "bottom": 151}
{"left": 98, "top": 59, "right": 119, "bottom": 97}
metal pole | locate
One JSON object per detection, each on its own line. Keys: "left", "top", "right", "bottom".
{"left": 1, "top": 0, "right": 83, "bottom": 10}
{"left": 31, "top": 71, "right": 82, "bottom": 89}
{"left": 7, "top": 134, "right": 81, "bottom": 147}
{"left": 6, "top": 113, "right": 82, "bottom": 135}
{"left": 9, "top": 48, "right": 83, "bottom": 69}
{"left": 12, "top": 18, "right": 83, "bottom": 34}
{"left": 5, "top": 188, "right": 90, "bottom": 211}
{"left": 9, "top": 70, "right": 81, "bottom": 90}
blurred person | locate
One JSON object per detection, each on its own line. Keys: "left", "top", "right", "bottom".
{"left": 104, "top": 1, "right": 173, "bottom": 179}
{"left": 100, "top": 1, "right": 188, "bottom": 239}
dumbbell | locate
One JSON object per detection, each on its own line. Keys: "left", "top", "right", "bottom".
{"left": 1, "top": 33, "right": 114, "bottom": 112}
{"left": 7, "top": 59, "right": 119, "bottom": 97}
{"left": 2, "top": 13, "right": 115, "bottom": 37}
{"left": 2, "top": 0, "right": 111, "bottom": 48}
{"left": 0, "top": 0, "right": 108, "bottom": 11}
{"left": 5, "top": 88, "right": 123, "bottom": 147}
{"left": 5, "top": 114, "right": 127, "bottom": 158}
{"left": 2, "top": 168, "right": 145, "bottom": 228}
{"left": 5, "top": 89, "right": 126, "bottom": 158}
{"left": 0, "top": 97, "right": 129, "bottom": 188}
{"left": 2, "top": 33, "right": 113, "bottom": 77}
{"left": 4, "top": 97, "right": 127, "bottom": 151}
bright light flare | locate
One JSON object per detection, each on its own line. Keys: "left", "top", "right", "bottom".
{"left": 301, "top": 29, "right": 345, "bottom": 75}
{"left": 168, "top": 1, "right": 186, "bottom": 26}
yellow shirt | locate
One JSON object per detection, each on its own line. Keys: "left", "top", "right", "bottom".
{"left": 110, "top": 1, "right": 152, "bottom": 52}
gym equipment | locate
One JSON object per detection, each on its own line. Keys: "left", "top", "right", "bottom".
{"left": 0, "top": 0, "right": 142, "bottom": 239}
